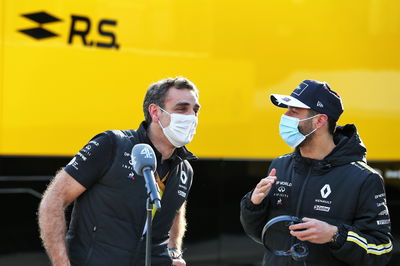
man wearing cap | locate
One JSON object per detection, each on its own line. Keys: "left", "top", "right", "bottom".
{"left": 240, "top": 80, "right": 393, "bottom": 265}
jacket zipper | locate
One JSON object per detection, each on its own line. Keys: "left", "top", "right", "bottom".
{"left": 295, "top": 165, "right": 313, "bottom": 217}
{"left": 289, "top": 165, "right": 312, "bottom": 266}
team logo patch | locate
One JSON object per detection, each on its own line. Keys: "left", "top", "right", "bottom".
{"left": 320, "top": 184, "right": 331, "bottom": 198}
{"left": 180, "top": 171, "right": 188, "bottom": 184}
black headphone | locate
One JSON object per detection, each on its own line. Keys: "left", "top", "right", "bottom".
{"left": 261, "top": 215, "right": 309, "bottom": 261}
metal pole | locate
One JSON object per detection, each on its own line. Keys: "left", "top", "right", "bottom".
{"left": 145, "top": 197, "right": 153, "bottom": 266}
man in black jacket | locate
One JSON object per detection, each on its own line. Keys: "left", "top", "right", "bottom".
{"left": 39, "top": 77, "right": 200, "bottom": 266}
{"left": 240, "top": 80, "right": 393, "bottom": 266}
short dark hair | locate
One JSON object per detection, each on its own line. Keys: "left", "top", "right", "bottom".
{"left": 143, "top": 77, "right": 198, "bottom": 124}
{"left": 308, "top": 109, "right": 336, "bottom": 135}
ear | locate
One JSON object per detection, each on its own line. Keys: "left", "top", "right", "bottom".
{"left": 315, "top": 114, "right": 329, "bottom": 129}
{"left": 148, "top": 104, "right": 161, "bottom": 123}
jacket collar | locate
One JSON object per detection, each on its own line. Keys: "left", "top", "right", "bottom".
{"left": 291, "top": 124, "right": 366, "bottom": 174}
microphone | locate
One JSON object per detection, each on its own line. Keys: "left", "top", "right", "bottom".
{"left": 131, "top": 143, "right": 161, "bottom": 210}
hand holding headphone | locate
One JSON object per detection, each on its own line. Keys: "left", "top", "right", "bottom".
{"left": 261, "top": 215, "right": 309, "bottom": 261}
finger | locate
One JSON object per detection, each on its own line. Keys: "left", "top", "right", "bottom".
{"left": 288, "top": 221, "right": 309, "bottom": 231}
{"left": 290, "top": 228, "right": 315, "bottom": 239}
{"left": 256, "top": 178, "right": 275, "bottom": 189}
{"left": 256, "top": 181, "right": 274, "bottom": 191}
{"left": 269, "top": 168, "right": 276, "bottom": 177}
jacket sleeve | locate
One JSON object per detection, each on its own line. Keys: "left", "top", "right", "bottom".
{"left": 240, "top": 190, "right": 270, "bottom": 244}
{"left": 330, "top": 171, "right": 393, "bottom": 266}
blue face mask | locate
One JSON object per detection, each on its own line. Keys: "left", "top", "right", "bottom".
{"left": 279, "top": 114, "right": 319, "bottom": 148}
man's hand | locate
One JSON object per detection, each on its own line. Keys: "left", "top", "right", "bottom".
{"left": 172, "top": 258, "right": 186, "bottom": 266}
{"left": 289, "top": 217, "right": 338, "bottom": 244}
{"left": 250, "top": 169, "right": 277, "bottom": 205}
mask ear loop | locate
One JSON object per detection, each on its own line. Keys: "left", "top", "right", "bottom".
{"left": 157, "top": 105, "right": 170, "bottom": 128}
{"left": 299, "top": 114, "right": 321, "bottom": 138}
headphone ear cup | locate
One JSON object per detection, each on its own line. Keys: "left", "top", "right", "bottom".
{"left": 290, "top": 242, "right": 309, "bottom": 261}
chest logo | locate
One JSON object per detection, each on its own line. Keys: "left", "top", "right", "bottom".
{"left": 180, "top": 171, "right": 188, "bottom": 185}
{"left": 320, "top": 184, "right": 332, "bottom": 198}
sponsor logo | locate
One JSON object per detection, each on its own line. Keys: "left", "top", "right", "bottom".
{"left": 19, "top": 11, "right": 62, "bottom": 40}
{"left": 18, "top": 11, "right": 120, "bottom": 49}
{"left": 140, "top": 147, "right": 153, "bottom": 158}
{"left": 293, "top": 82, "right": 308, "bottom": 96}
{"left": 378, "top": 209, "right": 389, "bottom": 216}
{"left": 377, "top": 201, "right": 386, "bottom": 207}
{"left": 67, "top": 157, "right": 79, "bottom": 170}
{"left": 177, "top": 190, "right": 186, "bottom": 198}
{"left": 179, "top": 184, "right": 187, "bottom": 190}
{"left": 121, "top": 163, "right": 133, "bottom": 170}
{"left": 317, "top": 101, "right": 324, "bottom": 108}
{"left": 282, "top": 97, "right": 291, "bottom": 102}
{"left": 276, "top": 181, "right": 292, "bottom": 187}
{"left": 77, "top": 152, "right": 87, "bottom": 161}
{"left": 320, "top": 184, "right": 331, "bottom": 198}
{"left": 314, "top": 205, "right": 330, "bottom": 212}
{"left": 276, "top": 198, "right": 283, "bottom": 206}
{"left": 375, "top": 193, "right": 385, "bottom": 199}
{"left": 377, "top": 219, "right": 390, "bottom": 225}
{"left": 273, "top": 193, "right": 289, "bottom": 198}
{"left": 180, "top": 171, "right": 188, "bottom": 185}
{"left": 315, "top": 198, "right": 332, "bottom": 204}
{"left": 89, "top": 140, "right": 99, "bottom": 146}
{"left": 277, "top": 186, "right": 286, "bottom": 193}
{"left": 127, "top": 172, "right": 135, "bottom": 180}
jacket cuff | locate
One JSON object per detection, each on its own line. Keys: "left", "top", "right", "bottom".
{"left": 329, "top": 224, "right": 348, "bottom": 249}
{"left": 243, "top": 190, "right": 266, "bottom": 211}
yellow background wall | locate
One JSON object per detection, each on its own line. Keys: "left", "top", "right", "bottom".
{"left": 1, "top": 0, "right": 399, "bottom": 160}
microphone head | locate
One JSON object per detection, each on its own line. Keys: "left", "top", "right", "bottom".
{"left": 131, "top": 143, "right": 157, "bottom": 176}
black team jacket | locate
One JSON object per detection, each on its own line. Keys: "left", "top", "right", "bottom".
{"left": 240, "top": 124, "right": 393, "bottom": 266}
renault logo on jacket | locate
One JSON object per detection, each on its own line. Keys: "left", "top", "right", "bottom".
{"left": 320, "top": 184, "right": 331, "bottom": 198}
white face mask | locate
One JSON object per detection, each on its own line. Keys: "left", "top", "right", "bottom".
{"left": 158, "top": 106, "right": 198, "bottom": 148}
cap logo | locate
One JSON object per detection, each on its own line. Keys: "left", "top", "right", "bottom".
{"left": 282, "top": 97, "right": 291, "bottom": 102}
{"left": 293, "top": 82, "right": 308, "bottom": 96}
{"left": 317, "top": 101, "right": 324, "bottom": 108}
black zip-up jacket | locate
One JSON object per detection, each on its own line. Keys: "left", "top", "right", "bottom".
{"left": 65, "top": 122, "right": 196, "bottom": 266}
{"left": 240, "top": 124, "right": 393, "bottom": 266}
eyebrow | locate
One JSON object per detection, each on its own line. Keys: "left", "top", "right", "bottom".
{"left": 174, "top": 102, "right": 201, "bottom": 109}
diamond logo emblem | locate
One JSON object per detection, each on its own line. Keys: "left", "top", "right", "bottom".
{"left": 320, "top": 184, "right": 331, "bottom": 198}
{"left": 18, "top": 11, "right": 62, "bottom": 40}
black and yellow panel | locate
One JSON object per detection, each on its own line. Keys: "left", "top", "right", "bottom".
{"left": 1, "top": 0, "right": 400, "bottom": 160}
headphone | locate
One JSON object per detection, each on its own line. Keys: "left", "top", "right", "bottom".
{"left": 261, "top": 215, "right": 309, "bottom": 261}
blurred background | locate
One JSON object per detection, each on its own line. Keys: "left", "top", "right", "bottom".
{"left": 0, "top": 0, "right": 399, "bottom": 265}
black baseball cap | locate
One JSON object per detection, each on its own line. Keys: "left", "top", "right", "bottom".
{"left": 270, "top": 80, "right": 344, "bottom": 121}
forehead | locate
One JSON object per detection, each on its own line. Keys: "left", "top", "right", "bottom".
{"left": 288, "top": 106, "right": 309, "bottom": 113}
{"left": 164, "top": 87, "right": 199, "bottom": 106}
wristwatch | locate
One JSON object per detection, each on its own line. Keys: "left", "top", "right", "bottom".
{"left": 168, "top": 247, "right": 183, "bottom": 259}
{"left": 331, "top": 228, "right": 340, "bottom": 243}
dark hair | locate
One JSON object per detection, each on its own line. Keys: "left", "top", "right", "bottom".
{"left": 143, "top": 77, "right": 198, "bottom": 124}
{"left": 308, "top": 109, "right": 336, "bottom": 135}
